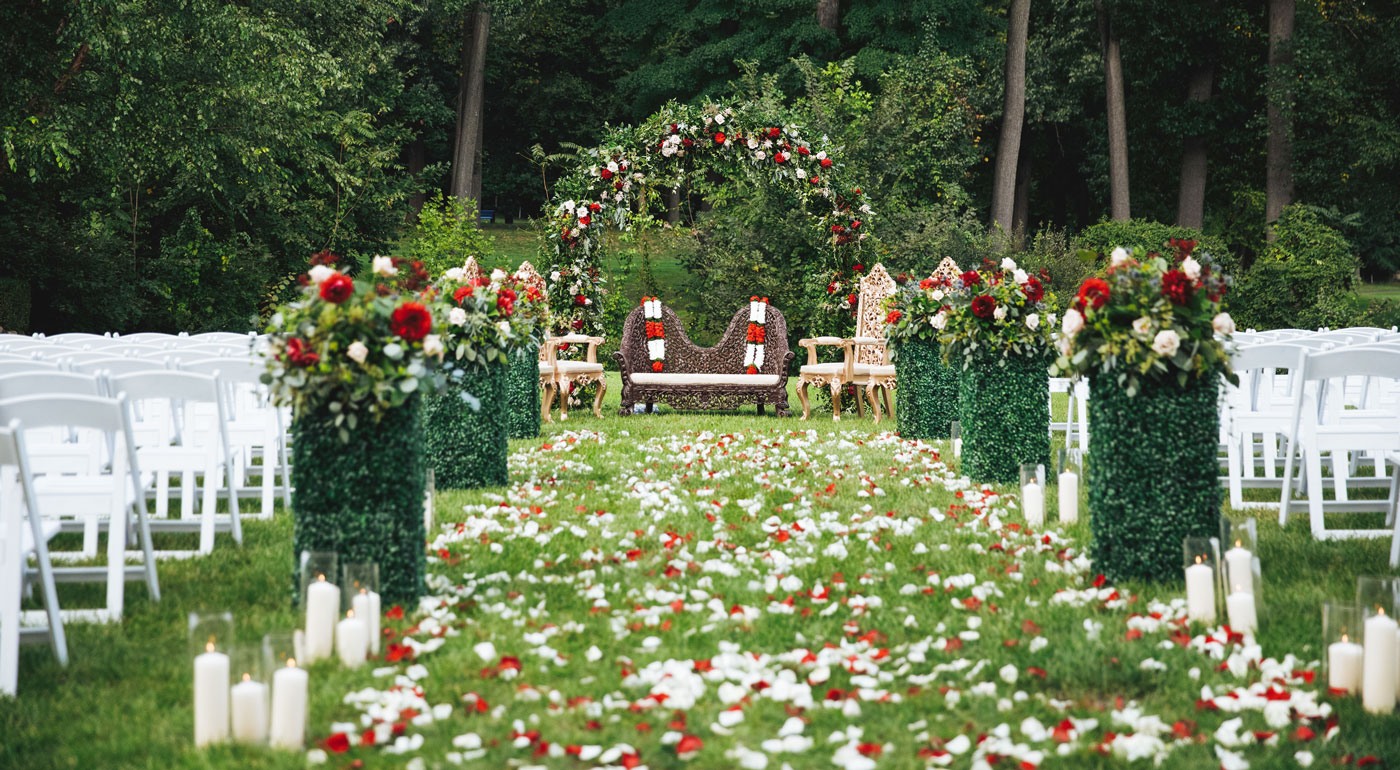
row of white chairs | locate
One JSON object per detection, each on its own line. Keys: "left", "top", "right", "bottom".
{"left": 1223, "top": 327, "right": 1400, "bottom": 568}
{"left": 0, "top": 334, "right": 290, "bottom": 695}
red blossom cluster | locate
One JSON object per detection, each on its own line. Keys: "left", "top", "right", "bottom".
{"left": 282, "top": 337, "right": 319, "bottom": 368}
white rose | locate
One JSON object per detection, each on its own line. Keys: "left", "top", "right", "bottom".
{"left": 308, "top": 265, "right": 334, "bottom": 285}
{"left": 993, "top": 305, "right": 1007, "bottom": 321}
{"left": 372, "top": 255, "right": 398, "bottom": 277}
{"left": 747, "top": 137, "right": 759, "bottom": 150}
{"left": 444, "top": 267, "right": 464, "bottom": 282}
{"left": 496, "top": 321, "right": 512, "bottom": 337}
{"left": 423, "top": 334, "right": 444, "bottom": 357}
{"left": 1055, "top": 335, "right": 1072, "bottom": 355}
{"left": 490, "top": 268, "right": 507, "bottom": 282}
{"left": 1213, "top": 312, "right": 1236, "bottom": 336}
{"left": 550, "top": 271, "right": 561, "bottom": 282}
{"left": 754, "top": 151, "right": 765, "bottom": 161}
{"left": 1132, "top": 316, "right": 1153, "bottom": 336}
{"left": 1152, "top": 329, "right": 1182, "bottom": 357}
{"left": 932, "top": 289, "right": 945, "bottom": 301}
{"left": 715, "top": 113, "right": 725, "bottom": 125}
{"left": 346, "top": 341, "right": 368, "bottom": 363}
{"left": 1062, "top": 308, "right": 1085, "bottom": 336}
{"left": 1110, "top": 247, "right": 1131, "bottom": 267}
{"left": 1025, "top": 313, "right": 1040, "bottom": 331}
{"left": 1182, "top": 256, "right": 1202, "bottom": 280}
{"left": 931, "top": 312, "right": 948, "bottom": 330}
{"left": 448, "top": 307, "right": 468, "bottom": 326}
{"left": 563, "top": 200, "right": 576, "bottom": 211}
{"left": 1013, "top": 269, "right": 1028, "bottom": 284}
{"left": 1001, "top": 257, "right": 1018, "bottom": 271}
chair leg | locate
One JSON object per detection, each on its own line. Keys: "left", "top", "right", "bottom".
{"left": 559, "top": 379, "right": 570, "bottom": 421}
{"left": 592, "top": 380, "right": 606, "bottom": 419}
{"left": 881, "top": 385, "right": 893, "bottom": 418}
{"left": 1, "top": 504, "right": 21, "bottom": 695}
{"left": 853, "top": 386, "right": 864, "bottom": 418}
{"left": 540, "top": 380, "right": 554, "bottom": 424}
{"left": 1306, "top": 445, "right": 1328, "bottom": 538}
{"left": 1227, "top": 433, "right": 1244, "bottom": 509}
{"left": 829, "top": 381, "right": 842, "bottom": 422}
{"left": 865, "top": 383, "right": 880, "bottom": 425}
{"left": 798, "top": 381, "right": 811, "bottom": 421}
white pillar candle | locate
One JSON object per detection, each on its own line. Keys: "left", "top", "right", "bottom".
{"left": 304, "top": 576, "right": 339, "bottom": 663}
{"left": 193, "top": 644, "right": 230, "bottom": 747}
{"left": 1057, "top": 470, "right": 1079, "bottom": 524}
{"left": 1224, "top": 543, "right": 1253, "bottom": 595}
{"left": 336, "top": 611, "right": 369, "bottom": 668}
{"left": 1185, "top": 559, "right": 1216, "bottom": 624}
{"left": 1328, "top": 634, "right": 1364, "bottom": 694}
{"left": 952, "top": 438, "right": 962, "bottom": 458}
{"left": 1021, "top": 482, "right": 1044, "bottom": 527}
{"left": 1362, "top": 612, "right": 1398, "bottom": 713}
{"left": 230, "top": 674, "right": 269, "bottom": 744}
{"left": 268, "top": 661, "right": 309, "bottom": 749}
{"left": 1226, "top": 590, "right": 1257, "bottom": 633}
{"left": 353, "top": 590, "right": 382, "bottom": 655}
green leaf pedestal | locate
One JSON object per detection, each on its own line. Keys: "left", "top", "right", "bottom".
{"left": 506, "top": 347, "right": 541, "bottom": 440}
{"left": 957, "top": 350, "right": 1051, "bottom": 485}
{"left": 424, "top": 364, "right": 509, "bottom": 490}
{"left": 894, "top": 337, "right": 959, "bottom": 440}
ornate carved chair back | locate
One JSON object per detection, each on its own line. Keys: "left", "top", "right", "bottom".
{"left": 930, "top": 257, "right": 961, "bottom": 285}
{"left": 853, "top": 263, "right": 897, "bottom": 366}
{"left": 461, "top": 256, "right": 485, "bottom": 283}
{"left": 514, "top": 261, "right": 551, "bottom": 363}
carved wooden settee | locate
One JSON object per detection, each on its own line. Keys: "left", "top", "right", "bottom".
{"left": 614, "top": 302, "right": 794, "bottom": 416}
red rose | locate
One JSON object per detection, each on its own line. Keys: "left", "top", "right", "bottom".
{"left": 1169, "top": 237, "right": 1197, "bottom": 259}
{"left": 600, "top": 168, "right": 613, "bottom": 180}
{"left": 574, "top": 294, "right": 587, "bottom": 306}
{"left": 768, "top": 127, "right": 780, "bottom": 138}
{"left": 1021, "top": 276, "right": 1045, "bottom": 303}
{"left": 971, "top": 295, "right": 997, "bottom": 319}
{"left": 853, "top": 264, "right": 863, "bottom": 272}
{"left": 830, "top": 224, "right": 845, "bottom": 234}
{"left": 820, "top": 158, "right": 832, "bottom": 168}
{"left": 577, "top": 215, "right": 590, "bottom": 226}
{"left": 652, "top": 361, "right": 663, "bottom": 372}
{"left": 589, "top": 202, "right": 601, "bottom": 212}
{"left": 797, "top": 146, "right": 810, "bottom": 155}
{"left": 920, "top": 278, "right": 935, "bottom": 290}
{"left": 810, "top": 177, "right": 820, "bottom": 184}
{"left": 497, "top": 288, "right": 517, "bottom": 316}
{"left": 572, "top": 318, "right": 584, "bottom": 330}
{"left": 453, "top": 285, "right": 474, "bottom": 304}
{"left": 1161, "top": 269, "right": 1193, "bottom": 305}
{"left": 886, "top": 310, "right": 902, "bottom": 324}
{"left": 323, "top": 732, "right": 351, "bottom": 753}
{"left": 773, "top": 152, "right": 786, "bottom": 164}
{"left": 1074, "top": 278, "right": 1111, "bottom": 311}
{"left": 827, "top": 282, "right": 838, "bottom": 293}
{"left": 960, "top": 270, "right": 981, "bottom": 287}
{"left": 714, "top": 132, "right": 726, "bottom": 144}
{"left": 319, "top": 272, "right": 354, "bottom": 304}
{"left": 391, "top": 301, "right": 432, "bottom": 342}
{"left": 283, "top": 337, "right": 319, "bottom": 368}
{"left": 847, "top": 293, "right": 857, "bottom": 306}
{"left": 676, "top": 734, "right": 703, "bottom": 756}
{"left": 851, "top": 220, "right": 862, "bottom": 229}
{"left": 853, "top": 188, "right": 861, "bottom": 195}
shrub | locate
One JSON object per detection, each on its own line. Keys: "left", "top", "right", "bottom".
{"left": 424, "top": 365, "right": 509, "bottom": 489}
{"left": 958, "top": 349, "right": 1051, "bottom": 485}
{"left": 892, "top": 337, "right": 959, "bottom": 440}
{"left": 401, "top": 193, "right": 494, "bottom": 278}
{"left": 1229, "top": 205, "right": 1360, "bottom": 331}
{"left": 1077, "top": 219, "right": 1235, "bottom": 278}
{"left": 0, "top": 277, "right": 31, "bottom": 333}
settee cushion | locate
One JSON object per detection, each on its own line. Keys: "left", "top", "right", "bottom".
{"left": 629, "top": 373, "right": 780, "bottom": 387}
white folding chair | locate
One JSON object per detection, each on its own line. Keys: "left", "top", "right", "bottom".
{"left": 115, "top": 333, "right": 177, "bottom": 344}
{"left": 43, "top": 333, "right": 108, "bottom": 345}
{"left": 0, "top": 421, "right": 68, "bottom": 696}
{"left": 109, "top": 371, "right": 243, "bottom": 554}
{"left": 1224, "top": 344, "right": 1308, "bottom": 509}
{"left": 91, "top": 343, "right": 168, "bottom": 357}
{"left": 0, "top": 394, "right": 160, "bottom": 623}
{"left": 178, "top": 357, "right": 289, "bottom": 516}
{"left": 1279, "top": 347, "right": 1400, "bottom": 539}
{"left": 190, "top": 332, "right": 256, "bottom": 346}
{"left": 0, "top": 361, "right": 60, "bottom": 376}
{"left": 67, "top": 357, "right": 169, "bottom": 380}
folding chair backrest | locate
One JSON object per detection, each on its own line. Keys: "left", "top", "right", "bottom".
{"left": 94, "top": 343, "right": 168, "bottom": 357}
{"left": 190, "top": 332, "right": 256, "bottom": 345}
{"left": 116, "top": 333, "right": 177, "bottom": 344}
{"left": 44, "top": 333, "right": 108, "bottom": 345}
{"left": 0, "top": 394, "right": 128, "bottom": 434}
{"left": 109, "top": 370, "right": 220, "bottom": 405}
{"left": 67, "top": 358, "right": 167, "bottom": 378}
{"left": 0, "top": 360, "right": 61, "bottom": 376}
{"left": 0, "top": 372, "right": 103, "bottom": 400}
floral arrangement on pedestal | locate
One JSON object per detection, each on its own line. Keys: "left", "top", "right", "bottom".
{"left": 1050, "top": 239, "right": 1237, "bottom": 583}
{"left": 744, "top": 296, "right": 768, "bottom": 374}
{"left": 262, "top": 252, "right": 437, "bottom": 602}
{"left": 641, "top": 296, "right": 665, "bottom": 372}
{"left": 929, "top": 258, "right": 1057, "bottom": 485}
{"left": 426, "top": 266, "right": 545, "bottom": 489}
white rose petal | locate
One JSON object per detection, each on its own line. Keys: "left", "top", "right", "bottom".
{"left": 1110, "top": 246, "right": 1131, "bottom": 266}
{"left": 1025, "top": 313, "right": 1040, "bottom": 331}
{"left": 347, "top": 341, "right": 369, "bottom": 364}
{"left": 1213, "top": 312, "right": 1236, "bottom": 336}
{"left": 1132, "top": 316, "right": 1153, "bottom": 336}
{"left": 1062, "top": 308, "right": 1084, "bottom": 336}
{"left": 1182, "top": 256, "right": 1202, "bottom": 280}
{"left": 423, "top": 334, "right": 444, "bottom": 357}
{"left": 372, "top": 255, "right": 398, "bottom": 277}
{"left": 449, "top": 307, "right": 468, "bottom": 326}
{"left": 1151, "top": 329, "right": 1181, "bottom": 357}
{"left": 308, "top": 265, "right": 334, "bottom": 285}
{"left": 1001, "top": 257, "right": 1018, "bottom": 271}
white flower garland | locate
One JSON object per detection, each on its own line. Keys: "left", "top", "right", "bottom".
{"left": 743, "top": 297, "right": 768, "bottom": 374}
{"left": 642, "top": 297, "right": 665, "bottom": 371}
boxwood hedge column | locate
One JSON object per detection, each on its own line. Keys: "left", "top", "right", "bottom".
{"left": 506, "top": 347, "right": 541, "bottom": 439}
{"left": 291, "top": 397, "right": 426, "bottom": 603}
{"left": 1088, "top": 373, "right": 1221, "bottom": 583}
{"left": 425, "top": 363, "right": 509, "bottom": 489}
{"left": 958, "top": 350, "right": 1050, "bottom": 484}
{"left": 894, "top": 337, "right": 959, "bottom": 440}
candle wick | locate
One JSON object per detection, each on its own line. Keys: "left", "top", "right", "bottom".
{"left": 243, "top": 672, "right": 251, "bottom": 681}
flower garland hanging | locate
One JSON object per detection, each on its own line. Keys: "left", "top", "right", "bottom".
{"left": 743, "top": 296, "right": 769, "bottom": 374}
{"left": 642, "top": 296, "right": 665, "bottom": 372}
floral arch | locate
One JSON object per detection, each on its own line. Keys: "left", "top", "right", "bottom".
{"left": 540, "top": 100, "right": 875, "bottom": 336}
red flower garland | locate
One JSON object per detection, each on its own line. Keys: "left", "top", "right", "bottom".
{"left": 745, "top": 296, "right": 769, "bottom": 374}
{"left": 642, "top": 296, "right": 665, "bottom": 372}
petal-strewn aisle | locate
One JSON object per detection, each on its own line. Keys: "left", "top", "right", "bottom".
{"left": 320, "top": 428, "right": 1360, "bottom": 769}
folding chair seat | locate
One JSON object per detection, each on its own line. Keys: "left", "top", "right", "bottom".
{"left": 0, "top": 422, "right": 68, "bottom": 696}
{"left": 108, "top": 372, "right": 243, "bottom": 554}
{"left": 0, "top": 394, "right": 160, "bottom": 623}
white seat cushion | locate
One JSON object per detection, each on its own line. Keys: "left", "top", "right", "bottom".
{"left": 554, "top": 361, "right": 604, "bottom": 374}
{"left": 800, "top": 363, "right": 844, "bottom": 376}
{"left": 855, "top": 364, "right": 895, "bottom": 376}
{"left": 630, "top": 373, "right": 780, "bottom": 387}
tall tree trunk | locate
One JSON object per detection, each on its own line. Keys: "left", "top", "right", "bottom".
{"left": 470, "top": 104, "right": 485, "bottom": 207}
{"left": 1095, "top": 0, "right": 1130, "bottom": 221}
{"left": 1012, "top": 138, "right": 1033, "bottom": 249}
{"left": 816, "top": 0, "right": 839, "bottom": 31}
{"left": 990, "top": 0, "right": 1031, "bottom": 239}
{"left": 405, "top": 138, "right": 427, "bottom": 223}
{"left": 1265, "top": 0, "right": 1295, "bottom": 240}
{"left": 1175, "top": 63, "right": 1214, "bottom": 229}
{"left": 665, "top": 189, "right": 681, "bottom": 225}
{"left": 450, "top": 5, "right": 491, "bottom": 212}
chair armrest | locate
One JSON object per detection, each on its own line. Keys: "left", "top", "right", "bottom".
{"left": 851, "top": 337, "right": 885, "bottom": 346}
{"left": 546, "top": 334, "right": 606, "bottom": 364}
{"left": 798, "top": 337, "right": 849, "bottom": 366}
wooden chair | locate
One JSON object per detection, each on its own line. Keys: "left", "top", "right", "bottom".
{"left": 798, "top": 263, "right": 898, "bottom": 423}
{"left": 513, "top": 260, "right": 607, "bottom": 421}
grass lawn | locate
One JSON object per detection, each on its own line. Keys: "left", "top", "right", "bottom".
{"left": 1357, "top": 283, "right": 1400, "bottom": 302}
{"left": 3, "top": 382, "right": 1399, "bottom": 769}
